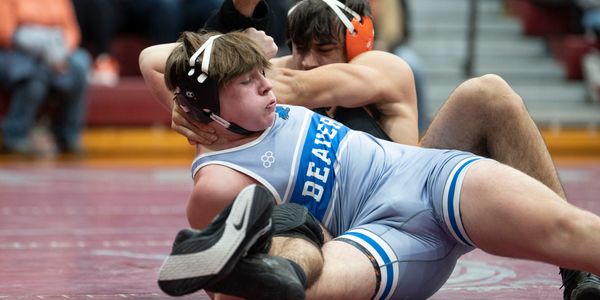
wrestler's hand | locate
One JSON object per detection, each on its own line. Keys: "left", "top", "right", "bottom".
{"left": 171, "top": 103, "right": 218, "bottom": 145}
{"left": 243, "top": 27, "right": 278, "bottom": 59}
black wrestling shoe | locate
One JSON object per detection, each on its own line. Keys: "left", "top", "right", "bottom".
{"left": 560, "top": 268, "right": 600, "bottom": 300}
{"left": 158, "top": 184, "right": 274, "bottom": 296}
{"left": 206, "top": 253, "right": 306, "bottom": 300}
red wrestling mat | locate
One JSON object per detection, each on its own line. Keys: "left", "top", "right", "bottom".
{"left": 0, "top": 161, "right": 598, "bottom": 299}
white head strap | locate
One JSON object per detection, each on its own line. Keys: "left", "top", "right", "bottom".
{"left": 322, "top": 0, "right": 362, "bottom": 34}
{"left": 187, "top": 34, "right": 223, "bottom": 83}
{"left": 288, "top": 0, "right": 361, "bottom": 34}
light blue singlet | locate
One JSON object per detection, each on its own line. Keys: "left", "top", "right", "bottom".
{"left": 191, "top": 105, "right": 483, "bottom": 300}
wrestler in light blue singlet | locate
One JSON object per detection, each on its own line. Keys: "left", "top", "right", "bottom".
{"left": 191, "top": 105, "right": 483, "bottom": 300}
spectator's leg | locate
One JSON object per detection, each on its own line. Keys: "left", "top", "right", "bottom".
{"left": 582, "top": 8, "right": 600, "bottom": 41}
{"left": 50, "top": 49, "right": 91, "bottom": 153}
{"left": 1, "top": 74, "right": 49, "bottom": 154}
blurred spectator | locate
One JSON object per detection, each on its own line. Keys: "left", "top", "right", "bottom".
{"left": 73, "top": 0, "right": 186, "bottom": 86}
{"left": 181, "top": 0, "right": 224, "bottom": 32}
{"left": 372, "top": 0, "right": 429, "bottom": 133}
{"left": 205, "top": 0, "right": 293, "bottom": 56}
{"left": 115, "top": 0, "right": 181, "bottom": 44}
{"left": 576, "top": 0, "right": 600, "bottom": 41}
{"left": 72, "top": 0, "right": 120, "bottom": 86}
{"left": 0, "top": 0, "right": 92, "bottom": 157}
{"left": 265, "top": 0, "right": 295, "bottom": 56}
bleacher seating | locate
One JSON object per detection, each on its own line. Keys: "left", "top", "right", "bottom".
{"left": 506, "top": 0, "right": 576, "bottom": 37}
{"left": 549, "top": 35, "right": 600, "bottom": 80}
{"left": 86, "top": 35, "right": 171, "bottom": 126}
{"left": 506, "top": 0, "right": 598, "bottom": 81}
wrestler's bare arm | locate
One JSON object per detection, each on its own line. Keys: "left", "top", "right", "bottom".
{"left": 139, "top": 43, "right": 178, "bottom": 111}
{"left": 187, "top": 164, "right": 259, "bottom": 229}
{"left": 269, "top": 51, "right": 419, "bottom": 144}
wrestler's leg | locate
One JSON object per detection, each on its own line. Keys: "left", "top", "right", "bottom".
{"left": 421, "top": 74, "right": 565, "bottom": 198}
{"left": 269, "top": 236, "right": 325, "bottom": 288}
{"left": 267, "top": 207, "right": 375, "bottom": 299}
{"left": 458, "top": 159, "right": 600, "bottom": 275}
{"left": 215, "top": 238, "right": 376, "bottom": 300}
{"left": 281, "top": 239, "right": 377, "bottom": 300}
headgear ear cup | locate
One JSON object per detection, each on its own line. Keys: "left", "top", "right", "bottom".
{"left": 174, "top": 33, "right": 257, "bottom": 135}
{"left": 175, "top": 34, "right": 223, "bottom": 124}
{"left": 319, "top": 0, "right": 374, "bottom": 61}
{"left": 346, "top": 15, "right": 374, "bottom": 60}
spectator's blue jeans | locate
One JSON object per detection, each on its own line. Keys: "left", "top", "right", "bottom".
{"left": 0, "top": 49, "right": 91, "bottom": 150}
{"left": 583, "top": 8, "right": 600, "bottom": 33}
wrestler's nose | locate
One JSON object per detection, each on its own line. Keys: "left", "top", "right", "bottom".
{"left": 259, "top": 76, "right": 272, "bottom": 95}
{"left": 301, "top": 52, "right": 319, "bottom": 70}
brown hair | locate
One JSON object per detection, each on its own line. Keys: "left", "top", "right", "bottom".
{"left": 287, "top": 0, "right": 372, "bottom": 51}
{"left": 164, "top": 30, "right": 272, "bottom": 91}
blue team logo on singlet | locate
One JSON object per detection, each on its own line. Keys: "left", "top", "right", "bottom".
{"left": 290, "top": 113, "right": 349, "bottom": 221}
{"left": 276, "top": 106, "right": 290, "bottom": 120}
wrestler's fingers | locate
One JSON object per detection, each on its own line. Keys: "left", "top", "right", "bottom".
{"left": 170, "top": 120, "right": 200, "bottom": 145}
{"left": 171, "top": 105, "right": 217, "bottom": 145}
{"left": 242, "top": 28, "right": 278, "bottom": 59}
{"left": 171, "top": 119, "right": 219, "bottom": 145}
{"left": 191, "top": 120, "right": 220, "bottom": 144}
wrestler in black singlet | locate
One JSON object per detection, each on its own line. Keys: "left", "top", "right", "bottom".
{"left": 204, "top": 0, "right": 392, "bottom": 142}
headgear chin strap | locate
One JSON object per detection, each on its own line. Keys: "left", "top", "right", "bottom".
{"left": 174, "top": 34, "right": 257, "bottom": 136}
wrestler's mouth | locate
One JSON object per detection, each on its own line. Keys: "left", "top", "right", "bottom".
{"left": 266, "top": 99, "right": 276, "bottom": 109}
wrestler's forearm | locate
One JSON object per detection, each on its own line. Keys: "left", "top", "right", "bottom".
{"left": 139, "top": 43, "right": 178, "bottom": 111}
{"left": 271, "top": 63, "right": 387, "bottom": 109}
{"left": 271, "top": 51, "right": 416, "bottom": 111}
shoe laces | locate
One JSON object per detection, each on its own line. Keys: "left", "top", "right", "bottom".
{"left": 560, "top": 269, "right": 600, "bottom": 292}
{"left": 560, "top": 268, "right": 579, "bottom": 290}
